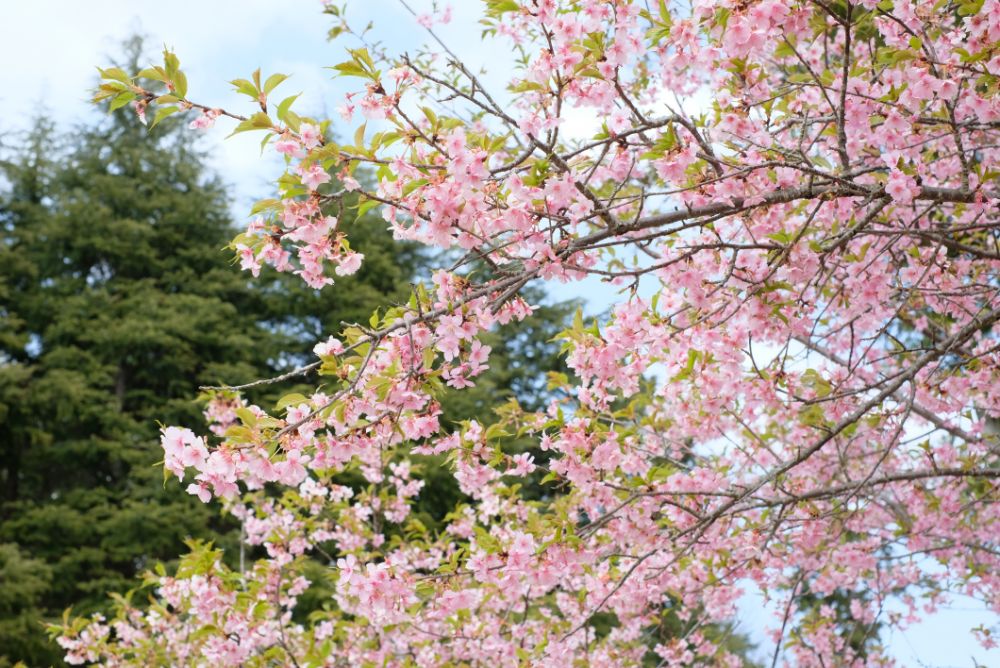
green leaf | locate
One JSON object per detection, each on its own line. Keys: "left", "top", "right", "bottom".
{"left": 148, "top": 105, "right": 179, "bottom": 129}
{"left": 136, "top": 67, "right": 164, "bottom": 81}
{"left": 284, "top": 110, "right": 302, "bottom": 133}
{"left": 352, "top": 47, "right": 375, "bottom": 71}
{"left": 276, "top": 393, "right": 310, "bottom": 411}
{"left": 250, "top": 112, "right": 273, "bottom": 128}
{"left": 276, "top": 93, "right": 301, "bottom": 122}
{"left": 798, "top": 404, "right": 827, "bottom": 429}
{"left": 225, "top": 425, "right": 254, "bottom": 442}
{"left": 330, "top": 61, "right": 370, "bottom": 79}
{"left": 230, "top": 78, "right": 258, "bottom": 98}
{"left": 235, "top": 407, "right": 258, "bottom": 427}
{"left": 263, "top": 72, "right": 288, "bottom": 95}
{"left": 173, "top": 70, "right": 188, "bottom": 98}
{"left": 229, "top": 112, "right": 274, "bottom": 137}
{"left": 357, "top": 198, "right": 379, "bottom": 218}
{"left": 108, "top": 92, "right": 136, "bottom": 112}
{"left": 99, "top": 67, "right": 130, "bottom": 83}
{"left": 163, "top": 50, "right": 180, "bottom": 77}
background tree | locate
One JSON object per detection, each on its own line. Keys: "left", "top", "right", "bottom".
{"left": 0, "top": 43, "right": 413, "bottom": 664}
{"left": 0, "top": 107, "right": 282, "bottom": 666}
{"left": 0, "top": 43, "right": 579, "bottom": 667}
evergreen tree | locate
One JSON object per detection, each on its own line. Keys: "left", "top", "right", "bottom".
{"left": 0, "top": 98, "right": 426, "bottom": 666}
{"left": 0, "top": 54, "right": 575, "bottom": 667}
{"left": 0, "top": 110, "right": 253, "bottom": 664}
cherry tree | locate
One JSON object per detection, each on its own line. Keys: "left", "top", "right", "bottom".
{"left": 57, "top": 0, "right": 1000, "bottom": 665}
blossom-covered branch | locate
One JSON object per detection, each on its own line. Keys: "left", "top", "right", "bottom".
{"left": 61, "top": 1, "right": 1000, "bottom": 666}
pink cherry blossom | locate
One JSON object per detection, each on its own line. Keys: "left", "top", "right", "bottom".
{"left": 74, "top": 2, "right": 1000, "bottom": 666}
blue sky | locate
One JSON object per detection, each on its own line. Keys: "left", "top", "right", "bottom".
{"left": 1, "top": 2, "right": 997, "bottom": 664}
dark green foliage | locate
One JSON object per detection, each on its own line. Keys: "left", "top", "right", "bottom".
{"left": 0, "top": 543, "right": 53, "bottom": 666}
{"left": 0, "top": 109, "right": 263, "bottom": 665}
{"left": 0, "top": 100, "right": 425, "bottom": 665}
{"left": 0, "top": 71, "right": 574, "bottom": 668}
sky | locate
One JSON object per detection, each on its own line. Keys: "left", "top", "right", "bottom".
{"left": 1, "top": 2, "right": 997, "bottom": 665}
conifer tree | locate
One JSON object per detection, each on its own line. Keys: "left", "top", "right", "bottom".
{"left": 0, "top": 50, "right": 424, "bottom": 663}
{"left": 0, "top": 43, "right": 575, "bottom": 666}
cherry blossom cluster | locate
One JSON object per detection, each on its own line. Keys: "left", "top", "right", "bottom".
{"left": 67, "top": 0, "right": 1000, "bottom": 665}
